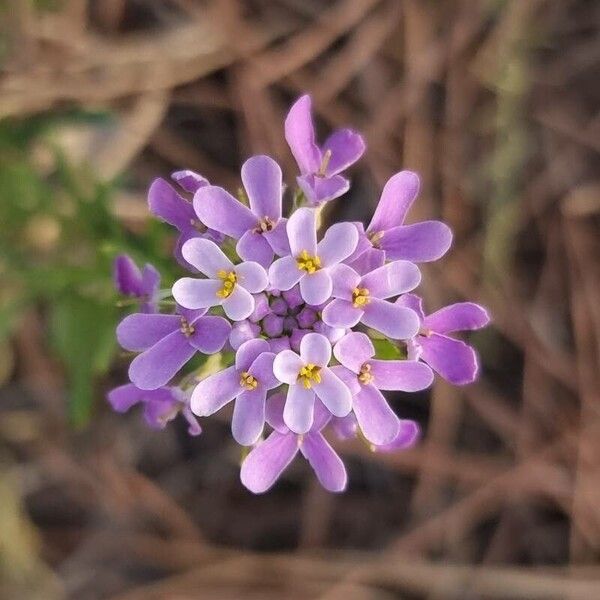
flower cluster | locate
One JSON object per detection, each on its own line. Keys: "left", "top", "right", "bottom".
{"left": 110, "top": 94, "right": 489, "bottom": 493}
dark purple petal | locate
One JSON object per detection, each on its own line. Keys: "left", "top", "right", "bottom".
{"left": 330, "top": 263, "right": 361, "bottom": 299}
{"left": 190, "top": 366, "right": 240, "bottom": 416}
{"left": 188, "top": 315, "right": 230, "bottom": 354}
{"left": 299, "top": 332, "right": 331, "bottom": 367}
{"left": 317, "top": 222, "right": 359, "bottom": 267}
{"left": 171, "top": 170, "right": 208, "bottom": 193}
{"left": 248, "top": 352, "right": 278, "bottom": 390}
{"left": 287, "top": 207, "right": 317, "bottom": 257}
{"left": 423, "top": 302, "right": 490, "bottom": 334}
{"left": 394, "top": 293, "right": 425, "bottom": 321}
{"left": 296, "top": 307, "right": 317, "bottom": 329}
{"left": 240, "top": 431, "right": 299, "bottom": 494}
{"left": 235, "top": 261, "right": 268, "bottom": 294}
{"left": 331, "top": 414, "right": 358, "bottom": 440}
{"left": 369, "top": 359, "right": 433, "bottom": 391}
{"left": 322, "top": 128, "right": 366, "bottom": 176}
{"left": 263, "top": 313, "right": 284, "bottom": 337}
{"left": 360, "top": 261, "right": 421, "bottom": 299}
{"left": 268, "top": 256, "right": 304, "bottom": 291}
{"left": 263, "top": 219, "right": 290, "bottom": 256}
{"left": 143, "top": 396, "right": 180, "bottom": 430}
{"left": 381, "top": 221, "right": 453, "bottom": 262}
{"left": 362, "top": 299, "right": 420, "bottom": 339}
{"left": 250, "top": 293, "right": 270, "bottom": 322}
{"left": 230, "top": 320, "right": 260, "bottom": 350}
{"left": 129, "top": 330, "right": 196, "bottom": 390}
{"left": 289, "top": 328, "right": 308, "bottom": 352}
{"left": 299, "top": 270, "right": 332, "bottom": 306}
{"left": 375, "top": 419, "right": 420, "bottom": 452}
{"left": 117, "top": 313, "right": 179, "bottom": 351}
{"left": 265, "top": 392, "right": 287, "bottom": 433}
{"left": 347, "top": 246, "right": 386, "bottom": 275}
{"left": 241, "top": 155, "right": 282, "bottom": 221}
{"left": 330, "top": 365, "right": 361, "bottom": 396}
{"left": 148, "top": 178, "right": 196, "bottom": 232}
{"left": 193, "top": 185, "right": 256, "bottom": 239}
{"left": 269, "top": 336, "right": 291, "bottom": 353}
{"left": 314, "top": 367, "right": 352, "bottom": 417}
{"left": 107, "top": 383, "right": 144, "bottom": 412}
{"left": 312, "top": 321, "right": 346, "bottom": 345}
{"left": 321, "top": 299, "right": 362, "bottom": 329}
{"left": 181, "top": 238, "right": 233, "bottom": 277}
{"left": 282, "top": 286, "right": 303, "bottom": 309}
{"left": 273, "top": 349, "right": 303, "bottom": 385}
{"left": 300, "top": 432, "right": 347, "bottom": 492}
{"left": 312, "top": 399, "right": 333, "bottom": 431}
{"left": 367, "top": 170, "right": 420, "bottom": 234}
{"left": 333, "top": 332, "right": 374, "bottom": 373}
{"left": 140, "top": 264, "right": 161, "bottom": 312}
{"left": 113, "top": 254, "right": 143, "bottom": 296}
{"left": 284, "top": 383, "right": 315, "bottom": 434}
{"left": 222, "top": 285, "right": 255, "bottom": 321}
{"left": 297, "top": 174, "right": 349, "bottom": 205}
{"left": 284, "top": 94, "right": 321, "bottom": 175}
{"left": 232, "top": 388, "right": 267, "bottom": 446}
{"left": 181, "top": 404, "right": 202, "bottom": 436}
{"left": 236, "top": 338, "right": 271, "bottom": 372}
{"left": 172, "top": 278, "right": 221, "bottom": 310}
{"left": 420, "top": 333, "right": 479, "bottom": 385}
{"left": 353, "top": 385, "right": 400, "bottom": 445}
{"left": 236, "top": 230, "right": 274, "bottom": 268}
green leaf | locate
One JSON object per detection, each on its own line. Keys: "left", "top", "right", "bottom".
{"left": 371, "top": 338, "right": 405, "bottom": 360}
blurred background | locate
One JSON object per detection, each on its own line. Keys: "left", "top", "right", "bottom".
{"left": 1, "top": 1, "right": 599, "bottom": 598}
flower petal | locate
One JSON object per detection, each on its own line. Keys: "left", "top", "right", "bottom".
{"left": 188, "top": 315, "right": 230, "bottom": 354}
{"left": 193, "top": 185, "right": 256, "bottom": 239}
{"left": 299, "top": 269, "right": 332, "bottom": 306}
{"left": 248, "top": 352, "right": 278, "bottom": 389}
{"left": 369, "top": 359, "right": 433, "bottom": 391}
{"left": 232, "top": 388, "right": 267, "bottom": 446}
{"left": 117, "top": 313, "right": 179, "bottom": 351}
{"left": 395, "top": 293, "right": 425, "bottom": 321}
{"left": 171, "top": 169, "right": 208, "bottom": 193}
{"left": 241, "top": 431, "right": 299, "bottom": 494}
{"left": 299, "top": 332, "right": 331, "bottom": 367}
{"left": 181, "top": 238, "right": 233, "bottom": 277}
{"left": 420, "top": 333, "right": 479, "bottom": 385}
{"left": 241, "top": 155, "right": 282, "bottom": 220}
{"left": 347, "top": 246, "right": 386, "bottom": 276}
{"left": 229, "top": 320, "right": 260, "bottom": 350}
{"left": 113, "top": 254, "right": 142, "bottom": 296}
{"left": 375, "top": 419, "right": 420, "bottom": 452}
{"left": 317, "top": 222, "right": 359, "bottom": 267}
{"left": 235, "top": 261, "right": 268, "bottom": 294}
{"left": 236, "top": 230, "right": 274, "bottom": 269}
{"left": 107, "top": 383, "right": 143, "bottom": 412}
{"left": 322, "top": 129, "right": 365, "bottom": 176}
{"left": 236, "top": 338, "right": 271, "bottom": 372}
{"left": 360, "top": 260, "right": 421, "bottom": 299}
{"left": 223, "top": 285, "right": 255, "bottom": 321}
{"left": 287, "top": 207, "right": 317, "bottom": 257}
{"left": 148, "top": 178, "right": 196, "bottom": 232}
{"left": 284, "top": 94, "right": 321, "bottom": 175}
{"left": 423, "top": 302, "right": 490, "bottom": 334}
{"left": 190, "top": 365, "right": 240, "bottom": 416}
{"left": 321, "top": 299, "right": 362, "bottom": 329}
{"left": 268, "top": 255, "right": 304, "bottom": 291}
{"left": 314, "top": 367, "right": 352, "bottom": 417}
{"left": 367, "top": 171, "right": 420, "bottom": 233}
{"left": 362, "top": 298, "right": 420, "bottom": 339}
{"left": 333, "top": 332, "right": 375, "bottom": 373}
{"left": 273, "top": 350, "right": 303, "bottom": 385}
{"left": 330, "top": 365, "right": 361, "bottom": 396}
{"left": 297, "top": 174, "right": 349, "bottom": 205}
{"left": 265, "top": 392, "right": 287, "bottom": 433}
{"left": 129, "top": 331, "right": 196, "bottom": 390}
{"left": 263, "top": 219, "right": 290, "bottom": 256}
{"left": 353, "top": 385, "right": 400, "bottom": 445}
{"left": 330, "top": 263, "right": 361, "bottom": 299}
{"left": 284, "top": 384, "right": 315, "bottom": 434}
{"left": 172, "top": 278, "right": 221, "bottom": 310}
{"left": 300, "top": 432, "right": 347, "bottom": 492}
{"left": 381, "top": 221, "right": 453, "bottom": 262}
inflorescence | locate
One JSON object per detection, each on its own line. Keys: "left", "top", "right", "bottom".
{"left": 109, "top": 94, "right": 490, "bottom": 493}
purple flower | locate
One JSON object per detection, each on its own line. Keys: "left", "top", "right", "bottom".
{"left": 229, "top": 320, "right": 260, "bottom": 350}
{"left": 172, "top": 238, "right": 268, "bottom": 321}
{"left": 269, "top": 207, "right": 358, "bottom": 306}
{"left": 193, "top": 155, "right": 289, "bottom": 268}
{"left": 240, "top": 393, "right": 346, "bottom": 493}
{"left": 285, "top": 94, "right": 365, "bottom": 205}
{"left": 191, "top": 339, "right": 279, "bottom": 445}
{"left": 113, "top": 254, "right": 160, "bottom": 313}
{"left": 148, "top": 171, "right": 223, "bottom": 268}
{"left": 396, "top": 294, "right": 490, "bottom": 385}
{"left": 273, "top": 332, "right": 352, "bottom": 434}
{"left": 332, "top": 332, "right": 433, "bottom": 444}
{"left": 350, "top": 171, "right": 452, "bottom": 264}
{"left": 322, "top": 262, "right": 421, "bottom": 339}
{"left": 108, "top": 384, "right": 200, "bottom": 435}
{"left": 117, "top": 306, "right": 230, "bottom": 390}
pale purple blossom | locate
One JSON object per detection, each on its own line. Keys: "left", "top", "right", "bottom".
{"left": 113, "top": 254, "right": 160, "bottom": 313}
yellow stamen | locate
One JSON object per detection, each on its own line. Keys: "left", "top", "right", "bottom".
{"left": 296, "top": 249, "right": 321, "bottom": 275}
{"left": 352, "top": 287, "right": 370, "bottom": 308}
{"left": 358, "top": 362, "right": 373, "bottom": 385}
{"left": 240, "top": 371, "right": 259, "bottom": 391}
{"left": 180, "top": 317, "right": 195, "bottom": 337}
{"left": 298, "top": 363, "right": 322, "bottom": 389}
{"left": 368, "top": 231, "right": 384, "bottom": 247}
{"left": 317, "top": 149, "right": 332, "bottom": 177}
{"left": 216, "top": 269, "right": 237, "bottom": 298}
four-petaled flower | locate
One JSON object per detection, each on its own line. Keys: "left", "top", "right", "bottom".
{"left": 172, "top": 238, "right": 268, "bottom": 321}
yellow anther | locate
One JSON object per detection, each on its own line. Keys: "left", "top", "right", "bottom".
{"left": 256, "top": 216, "right": 275, "bottom": 233}
{"left": 240, "top": 371, "right": 259, "bottom": 391}
{"left": 296, "top": 249, "right": 322, "bottom": 275}
{"left": 357, "top": 362, "right": 373, "bottom": 385}
{"left": 216, "top": 270, "right": 237, "bottom": 298}
{"left": 352, "top": 287, "right": 370, "bottom": 308}
{"left": 368, "top": 231, "right": 384, "bottom": 247}
{"left": 298, "top": 363, "right": 322, "bottom": 389}
{"left": 180, "top": 317, "right": 195, "bottom": 337}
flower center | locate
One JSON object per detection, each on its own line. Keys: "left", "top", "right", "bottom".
{"left": 190, "top": 218, "right": 207, "bottom": 234}
{"left": 368, "top": 231, "right": 384, "bottom": 247}
{"left": 298, "top": 363, "right": 322, "bottom": 389}
{"left": 180, "top": 317, "right": 195, "bottom": 337}
{"left": 216, "top": 270, "right": 237, "bottom": 298}
{"left": 297, "top": 250, "right": 321, "bottom": 274}
{"left": 419, "top": 327, "right": 432, "bottom": 337}
{"left": 352, "top": 287, "right": 370, "bottom": 308}
{"left": 240, "top": 371, "right": 258, "bottom": 391}
{"left": 358, "top": 362, "right": 373, "bottom": 385}
{"left": 256, "top": 216, "right": 275, "bottom": 233}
